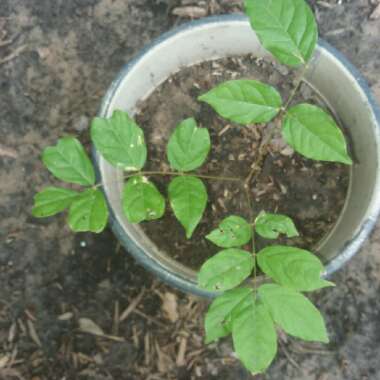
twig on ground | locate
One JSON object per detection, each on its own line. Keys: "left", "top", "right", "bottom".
{"left": 0, "top": 45, "right": 27, "bottom": 66}
{"left": 112, "top": 300, "right": 120, "bottom": 335}
{"left": 0, "top": 145, "right": 18, "bottom": 159}
{"left": 133, "top": 309, "right": 168, "bottom": 329}
{"left": 279, "top": 340, "right": 301, "bottom": 371}
{"left": 120, "top": 288, "right": 146, "bottom": 322}
{"left": 176, "top": 336, "right": 188, "bottom": 367}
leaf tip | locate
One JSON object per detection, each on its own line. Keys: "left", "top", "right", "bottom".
{"left": 204, "top": 334, "right": 217, "bottom": 345}
{"left": 342, "top": 155, "right": 353, "bottom": 165}
{"left": 320, "top": 333, "right": 330, "bottom": 344}
{"left": 322, "top": 280, "right": 335, "bottom": 288}
{"left": 31, "top": 207, "right": 41, "bottom": 218}
{"left": 197, "top": 93, "right": 207, "bottom": 103}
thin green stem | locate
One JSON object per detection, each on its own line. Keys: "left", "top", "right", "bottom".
{"left": 245, "top": 63, "right": 309, "bottom": 187}
{"left": 283, "top": 63, "right": 309, "bottom": 111}
{"left": 244, "top": 185, "right": 258, "bottom": 296}
{"left": 93, "top": 170, "right": 242, "bottom": 189}
{"left": 135, "top": 171, "right": 242, "bottom": 182}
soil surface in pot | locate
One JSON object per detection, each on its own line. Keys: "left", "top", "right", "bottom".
{"left": 135, "top": 55, "right": 351, "bottom": 270}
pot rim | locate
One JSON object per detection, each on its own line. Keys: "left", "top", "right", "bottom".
{"left": 93, "top": 14, "right": 380, "bottom": 298}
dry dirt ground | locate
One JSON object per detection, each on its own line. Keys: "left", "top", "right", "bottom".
{"left": 1, "top": 1, "right": 380, "bottom": 379}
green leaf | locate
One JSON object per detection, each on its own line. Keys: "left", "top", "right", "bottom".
{"left": 122, "top": 176, "right": 165, "bottom": 223}
{"left": 232, "top": 300, "right": 277, "bottom": 374}
{"left": 42, "top": 137, "right": 95, "bottom": 186}
{"left": 198, "top": 249, "right": 254, "bottom": 292}
{"left": 259, "top": 284, "right": 329, "bottom": 343}
{"left": 68, "top": 189, "right": 109, "bottom": 233}
{"left": 206, "top": 216, "right": 252, "bottom": 248}
{"left": 283, "top": 104, "right": 352, "bottom": 165}
{"left": 257, "top": 245, "right": 333, "bottom": 291}
{"left": 168, "top": 176, "right": 207, "bottom": 238}
{"left": 198, "top": 80, "right": 282, "bottom": 125}
{"left": 255, "top": 211, "right": 299, "bottom": 239}
{"left": 205, "top": 287, "right": 253, "bottom": 343}
{"left": 245, "top": 0, "right": 318, "bottom": 67}
{"left": 32, "top": 187, "right": 79, "bottom": 217}
{"left": 167, "top": 118, "right": 211, "bottom": 172}
{"left": 91, "top": 110, "right": 147, "bottom": 170}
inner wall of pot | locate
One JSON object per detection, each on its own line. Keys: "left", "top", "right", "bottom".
{"left": 98, "top": 18, "right": 380, "bottom": 281}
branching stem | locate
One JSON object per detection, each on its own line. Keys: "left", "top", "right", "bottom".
{"left": 243, "top": 64, "right": 310, "bottom": 294}
{"left": 133, "top": 171, "right": 242, "bottom": 182}
{"left": 283, "top": 63, "right": 309, "bottom": 111}
{"left": 244, "top": 63, "right": 309, "bottom": 187}
{"left": 94, "top": 170, "right": 242, "bottom": 189}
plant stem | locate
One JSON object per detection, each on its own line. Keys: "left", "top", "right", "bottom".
{"left": 244, "top": 119, "right": 278, "bottom": 186}
{"left": 244, "top": 63, "right": 309, "bottom": 187}
{"left": 283, "top": 63, "right": 309, "bottom": 111}
{"left": 244, "top": 185, "right": 258, "bottom": 295}
{"left": 244, "top": 187, "right": 256, "bottom": 252}
{"left": 135, "top": 171, "right": 242, "bottom": 182}
{"left": 243, "top": 64, "right": 310, "bottom": 294}
{"left": 93, "top": 170, "right": 242, "bottom": 189}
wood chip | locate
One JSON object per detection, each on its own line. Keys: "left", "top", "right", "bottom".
{"left": 218, "top": 124, "right": 231, "bottom": 137}
{"left": 155, "top": 341, "right": 173, "bottom": 373}
{"left": 8, "top": 322, "right": 17, "bottom": 343}
{"left": 112, "top": 301, "right": 120, "bottom": 335}
{"left": 0, "top": 144, "right": 18, "bottom": 159}
{"left": 26, "top": 319, "right": 42, "bottom": 347}
{"left": 172, "top": 6, "right": 207, "bottom": 18}
{"left": 317, "top": 1, "right": 335, "bottom": 9}
{"left": 176, "top": 336, "right": 188, "bottom": 367}
{"left": 58, "top": 312, "right": 74, "bottom": 321}
{"left": 78, "top": 318, "right": 104, "bottom": 336}
{"left": 162, "top": 292, "right": 179, "bottom": 323}
{"left": 132, "top": 325, "right": 140, "bottom": 347}
{"left": 144, "top": 333, "right": 151, "bottom": 366}
{"left": 0, "top": 355, "right": 10, "bottom": 369}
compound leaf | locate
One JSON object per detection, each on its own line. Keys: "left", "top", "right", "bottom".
{"left": 257, "top": 245, "right": 333, "bottom": 291}
{"left": 167, "top": 118, "right": 210, "bottom": 172}
{"left": 168, "top": 176, "right": 207, "bottom": 238}
{"left": 122, "top": 176, "right": 165, "bottom": 223}
{"left": 32, "top": 187, "right": 79, "bottom": 217}
{"left": 91, "top": 110, "right": 147, "bottom": 170}
{"left": 245, "top": 0, "right": 318, "bottom": 67}
{"left": 283, "top": 104, "right": 352, "bottom": 164}
{"left": 255, "top": 212, "right": 298, "bottom": 239}
{"left": 42, "top": 137, "right": 95, "bottom": 186}
{"left": 259, "top": 284, "right": 329, "bottom": 343}
{"left": 206, "top": 216, "right": 252, "bottom": 248}
{"left": 232, "top": 300, "right": 277, "bottom": 374}
{"left": 198, "top": 249, "right": 254, "bottom": 292}
{"left": 205, "top": 287, "right": 253, "bottom": 343}
{"left": 198, "top": 79, "right": 282, "bottom": 125}
{"left": 68, "top": 188, "right": 108, "bottom": 233}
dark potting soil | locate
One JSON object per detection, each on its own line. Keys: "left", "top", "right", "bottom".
{"left": 135, "top": 55, "right": 350, "bottom": 270}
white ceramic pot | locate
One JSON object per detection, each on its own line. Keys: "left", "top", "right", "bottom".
{"left": 93, "top": 15, "right": 380, "bottom": 297}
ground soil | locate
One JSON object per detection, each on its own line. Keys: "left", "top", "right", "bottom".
{"left": 1, "top": 1, "right": 380, "bottom": 380}
{"left": 135, "top": 55, "right": 350, "bottom": 270}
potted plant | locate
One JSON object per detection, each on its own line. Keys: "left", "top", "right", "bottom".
{"left": 32, "top": 0, "right": 380, "bottom": 374}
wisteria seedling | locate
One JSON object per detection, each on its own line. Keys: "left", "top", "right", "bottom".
{"left": 32, "top": 0, "right": 352, "bottom": 374}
